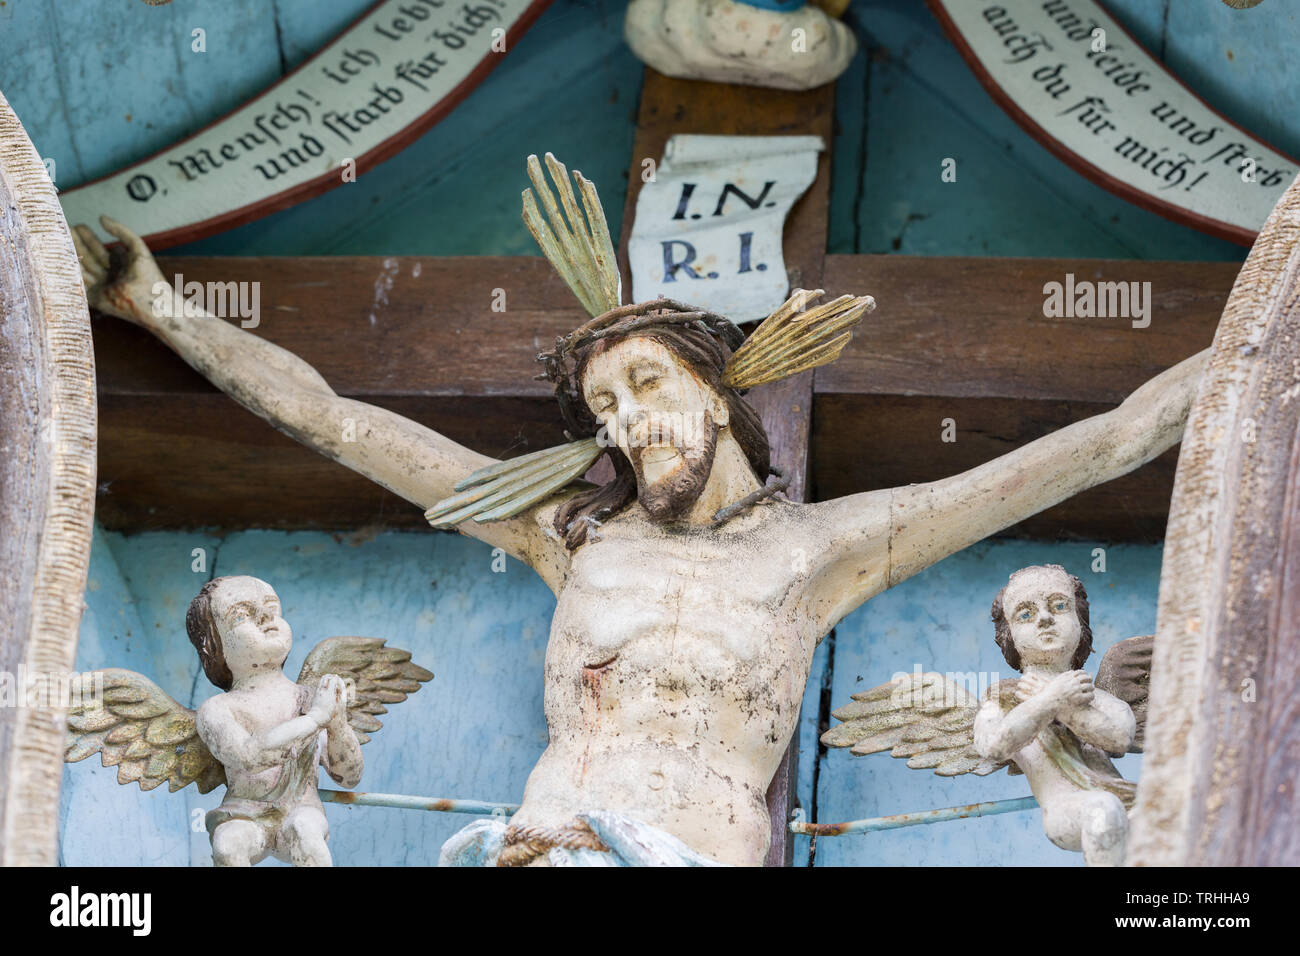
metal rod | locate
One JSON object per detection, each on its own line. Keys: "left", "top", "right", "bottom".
{"left": 319, "top": 789, "right": 518, "bottom": 816}
{"left": 789, "top": 796, "right": 1038, "bottom": 836}
{"left": 318, "top": 789, "right": 1033, "bottom": 832}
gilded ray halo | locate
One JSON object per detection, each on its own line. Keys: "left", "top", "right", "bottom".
{"left": 424, "top": 155, "right": 877, "bottom": 529}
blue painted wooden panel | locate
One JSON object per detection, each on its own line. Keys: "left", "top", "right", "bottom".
{"left": 63, "top": 527, "right": 556, "bottom": 866}
{"left": 1159, "top": 0, "right": 1300, "bottom": 162}
{"left": 827, "top": 0, "right": 1292, "bottom": 259}
{"left": 59, "top": 529, "right": 193, "bottom": 866}
{"left": 792, "top": 636, "right": 830, "bottom": 865}
{"left": 1, "top": 0, "right": 290, "bottom": 185}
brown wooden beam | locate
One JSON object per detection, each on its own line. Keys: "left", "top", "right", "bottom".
{"left": 94, "top": 254, "right": 585, "bottom": 532}
{"left": 95, "top": 252, "right": 1235, "bottom": 538}
{"left": 97, "top": 256, "right": 578, "bottom": 400}
{"left": 818, "top": 255, "right": 1236, "bottom": 402}
{"left": 812, "top": 254, "right": 1235, "bottom": 541}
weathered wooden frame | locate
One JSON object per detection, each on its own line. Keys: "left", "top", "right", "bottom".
{"left": 1130, "top": 171, "right": 1300, "bottom": 866}
{"left": 0, "top": 93, "right": 98, "bottom": 866}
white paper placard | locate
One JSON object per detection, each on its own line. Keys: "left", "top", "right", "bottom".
{"left": 628, "top": 134, "right": 823, "bottom": 322}
{"left": 932, "top": 0, "right": 1297, "bottom": 243}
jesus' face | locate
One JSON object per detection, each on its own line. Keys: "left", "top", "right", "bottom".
{"left": 580, "top": 336, "right": 728, "bottom": 521}
{"left": 1000, "top": 565, "right": 1083, "bottom": 671}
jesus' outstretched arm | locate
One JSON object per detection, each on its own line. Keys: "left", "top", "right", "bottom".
{"left": 72, "top": 217, "right": 572, "bottom": 589}
{"left": 806, "top": 348, "right": 1207, "bottom": 627}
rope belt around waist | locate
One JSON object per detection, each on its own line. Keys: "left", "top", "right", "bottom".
{"left": 496, "top": 819, "right": 610, "bottom": 867}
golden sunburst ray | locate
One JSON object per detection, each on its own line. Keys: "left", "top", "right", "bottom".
{"left": 722, "top": 288, "right": 876, "bottom": 390}
{"left": 522, "top": 153, "right": 621, "bottom": 318}
{"left": 425, "top": 438, "right": 603, "bottom": 527}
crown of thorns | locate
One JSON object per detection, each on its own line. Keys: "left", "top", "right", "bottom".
{"left": 423, "top": 153, "right": 875, "bottom": 531}
{"left": 536, "top": 297, "right": 746, "bottom": 439}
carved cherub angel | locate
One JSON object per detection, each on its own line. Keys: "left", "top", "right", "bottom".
{"left": 822, "top": 565, "right": 1152, "bottom": 866}
{"left": 64, "top": 575, "right": 432, "bottom": 866}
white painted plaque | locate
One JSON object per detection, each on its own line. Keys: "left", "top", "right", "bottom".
{"left": 932, "top": 0, "right": 1297, "bottom": 243}
{"left": 628, "top": 134, "right": 824, "bottom": 322}
{"left": 58, "top": 0, "right": 547, "bottom": 248}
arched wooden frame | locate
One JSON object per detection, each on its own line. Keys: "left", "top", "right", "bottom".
{"left": 1131, "top": 171, "right": 1300, "bottom": 865}
{"left": 0, "top": 93, "right": 98, "bottom": 866}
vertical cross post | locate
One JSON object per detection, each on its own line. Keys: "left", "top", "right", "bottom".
{"left": 618, "top": 67, "right": 836, "bottom": 865}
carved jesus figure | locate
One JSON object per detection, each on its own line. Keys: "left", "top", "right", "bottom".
{"left": 71, "top": 156, "right": 1204, "bottom": 866}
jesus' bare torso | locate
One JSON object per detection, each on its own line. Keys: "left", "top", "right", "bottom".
{"left": 525, "top": 502, "right": 837, "bottom": 865}
{"left": 74, "top": 218, "right": 1204, "bottom": 866}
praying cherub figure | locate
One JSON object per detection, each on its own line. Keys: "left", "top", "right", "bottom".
{"left": 65, "top": 575, "right": 432, "bottom": 866}
{"left": 823, "top": 565, "right": 1151, "bottom": 866}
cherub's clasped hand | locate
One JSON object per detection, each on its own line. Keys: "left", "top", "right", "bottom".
{"left": 1015, "top": 673, "right": 1047, "bottom": 701}
{"left": 1048, "top": 670, "right": 1094, "bottom": 709}
{"left": 1015, "top": 669, "right": 1093, "bottom": 710}
{"left": 308, "top": 674, "right": 349, "bottom": 727}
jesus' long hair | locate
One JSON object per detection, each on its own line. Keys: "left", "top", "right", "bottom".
{"left": 553, "top": 325, "right": 771, "bottom": 549}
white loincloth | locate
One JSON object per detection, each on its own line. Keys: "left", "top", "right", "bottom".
{"left": 439, "top": 811, "right": 727, "bottom": 867}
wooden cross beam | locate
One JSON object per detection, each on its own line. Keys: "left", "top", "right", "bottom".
{"left": 93, "top": 253, "right": 1230, "bottom": 535}
{"left": 87, "top": 65, "right": 1231, "bottom": 865}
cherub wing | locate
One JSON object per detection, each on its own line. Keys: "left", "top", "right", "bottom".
{"left": 297, "top": 637, "right": 433, "bottom": 743}
{"left": 64, "top": 669, "right": 226, "bottom": 793}
{"left": 1095, "top": 634, "right": 1153, "bottom": 753}
{"left": 821, "top": 671, "right": 1008, "bottom": 776}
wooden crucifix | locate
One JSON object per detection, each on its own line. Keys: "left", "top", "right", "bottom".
{"left": 77, "top": 69, "right": 1226, "bottom": 867}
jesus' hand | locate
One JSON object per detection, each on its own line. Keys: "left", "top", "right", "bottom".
{"left": 70, "top": 216, "right": 166, "bottom": 326}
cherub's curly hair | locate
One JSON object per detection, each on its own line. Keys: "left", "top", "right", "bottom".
{"left": 186, "top": 576, "right": 234, "bottom": 690}
{"left": 991, "top": 565, "right": 1092, "bottom": 672}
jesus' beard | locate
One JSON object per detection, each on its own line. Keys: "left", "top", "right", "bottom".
{"left": 630, "top": 412, "right": 720, "bottom": 523}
